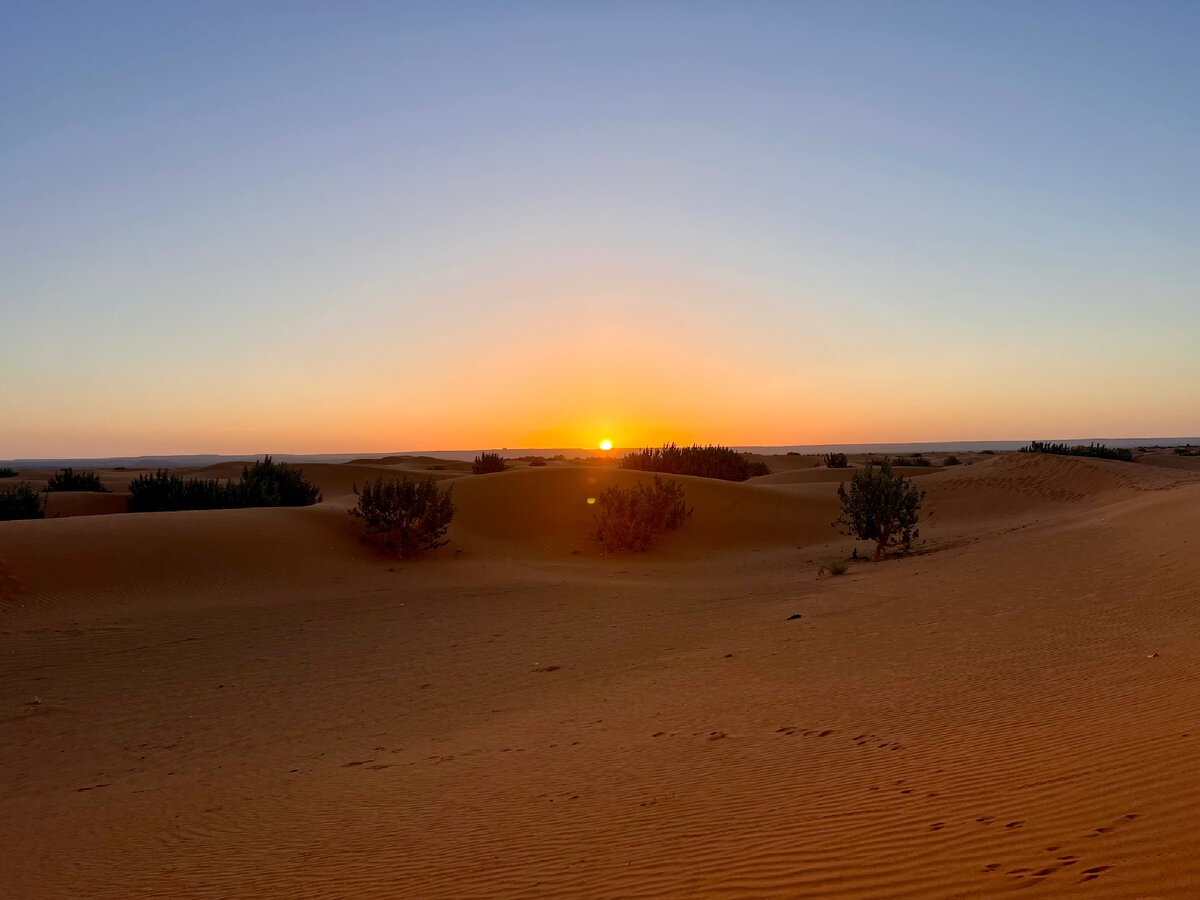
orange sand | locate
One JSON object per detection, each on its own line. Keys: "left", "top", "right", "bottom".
{"left": 3, "top": 451, "right": 1200, "bottom": 897}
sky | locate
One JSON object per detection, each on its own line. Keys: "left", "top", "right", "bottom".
{"left": 3, "top": 1, "right": 1198, "bottom": 457}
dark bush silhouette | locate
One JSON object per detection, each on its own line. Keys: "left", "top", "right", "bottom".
{"left": 472, "top": 452, "right": 507, "bottom": 474}
{"left": 620, "top": 443, "right": 769, "bottom": 481}
{"left": 943, "top": 455, "right": 962, "bottom": 466}
{"left": 127, "top": 471, "right": 233, "bottom": 512}
{"left": 349, "top": 475, "right": 455, "bottom": 557}
{"left": 526, "top": 456, "right": 548, "bottom": 467}
{"left": 126, "top": 457, "right": 320, "bottom": 512}
{"left": 1174, "top": 447, "right": 1197, "bottom": 457}
{"left": 823, "top": 453, "right": 849, "bottom": 468}
{"left": 1021, "top": 441, "right": 1133, "bottom": 462}
{"left": 45, "top": 468, "right": 107, "bottom": 492}
{"left": 0, "top": 467, "right": 16, "bottom": 478}
{"left": 834, "top": 461, "right": 923, "bottom": 561}
{"left": 980, "top": 450, "right": 996, "bottom": 455}
{"left": 233, "top": 457, "right": 322, "bottom": 506}
{"left": 0, "top": 483, "right": 45, "bottom": 520}
{"left": 887, "top": 455, "right": 933, "bottom": 468}
{"left": 594, "top": 476, "right": 690, "bottom": 552}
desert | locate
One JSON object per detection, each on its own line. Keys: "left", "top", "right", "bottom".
{"left": 4, "top": 447, "right": 1200, "bottom": 897}
{"left": 7, "top": 3, "right": 1200, "bottom": 896}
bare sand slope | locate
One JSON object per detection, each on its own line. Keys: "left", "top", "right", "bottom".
{"left": 3, "top": 455, "right": 1200, "bottom": 898}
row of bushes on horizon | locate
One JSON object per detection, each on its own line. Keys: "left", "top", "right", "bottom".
{"left": 888, "top": 455, "right": 933, "bottom": 468}
{"left": 620, "top": 443, "right": 770, "bottom": 481}
{"left": 1021, "top": 441, "right": 1134, "bottom": 463}
{"left": 0, "top": 467, "right": 17, "bottom": 479}
{"left": 126, "top": 457, "right": 321, "bottom": 512}
{"left": 46, "top": 468, "right": 108, "bottom": 492}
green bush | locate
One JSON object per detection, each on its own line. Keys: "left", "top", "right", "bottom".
{"left": 823, "top": 453, "right": 849, "bottom": 468}
{"left": 0, "top": 483, "right": 45, "bottom": 520}
{"left": 620, "top": 443, "right": 769, "bottom": 481}
{"left": 0, "top": 467, "right": 16, "bottom": 478}
{"left": 349, "top": 476, "right": 455, "bottom": 558}
{"left": 943, "top": 455, "right": 962, "bottom": 466}
{"left": 1021, "top": 441, "right": 1133, "bottom": 462}
{"left": 834, "top": 461, "right": 924, "bottom": 560}
{"left": 126, "top": 457, "right": 321, "bottom": 512}
{"left": 45, "top": 468, "right": 107, "bottom": 492}
{"left": 472, "top": 452, "right": 507, "bottom": 474}
{"left": 594, "top": 476, "right": 690, "bottom": 553}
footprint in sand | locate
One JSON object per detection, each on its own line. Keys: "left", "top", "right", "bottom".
{"left": 1005, "top": 820, "right": 1025, "bottom": 829}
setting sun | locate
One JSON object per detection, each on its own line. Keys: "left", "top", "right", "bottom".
{"left": 599, "top": 440, "right": 613, "bottom": 451}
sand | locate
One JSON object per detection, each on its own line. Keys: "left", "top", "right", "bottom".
{"left": 3, "top": 452, "right": 1200, "bottom": 897}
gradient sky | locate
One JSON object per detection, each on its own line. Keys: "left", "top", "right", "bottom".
{"left": 3, "top": 1, "right": 1198, "bottom": 457}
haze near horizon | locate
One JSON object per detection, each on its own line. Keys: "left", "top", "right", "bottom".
{"left": 3, "top": 2, "right": 1199, "bottom": 457}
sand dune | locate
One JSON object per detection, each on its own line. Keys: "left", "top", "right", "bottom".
{"left": 4, "top": 453, "right": 1200, "bottom": 897}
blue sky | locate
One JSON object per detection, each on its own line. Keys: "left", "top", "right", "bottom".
{"left": 3, "top": 2, "right": 1198, "bottom": 455}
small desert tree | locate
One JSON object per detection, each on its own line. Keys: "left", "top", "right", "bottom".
{"left": 594, "top": 476, "right": 690, "bottom": 552}
{"left": 823, "top": 452, "right": 849, "bottom": 468}
{"left": 834, "top": 461, "right": 923, "bottom": 561}
{"left": 472, "top": 452, "right": 507, "bottom": 474}
{"left": 349, "top": 476, "right": 455, "bottom": 558}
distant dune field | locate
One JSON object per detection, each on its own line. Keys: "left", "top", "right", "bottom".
{"left": 4, "top": 452, "right": 1200, "bottom": 897}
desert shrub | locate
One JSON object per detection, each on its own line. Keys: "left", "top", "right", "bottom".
{"left": 594, "top": 476, "right": 690, "bottom": 553}
{"left": 1021, "top": 441, "right": 1133, "bottom": 462}
{"left": 1173, "top": 447, "right": 1197, "bottom": 457}
{"left": 980, "top": 449, "right": 996, "bottom": 455}
{"left": 823, "top": 452, "right": 849, "bottom": 468}
{"left": 473, "top": 452, "right": 507, "bottom": 474}
{"left": 0, "top": 483, "right": 45, "bottom": 520}
{"left": 349, "top": 476, "right": 455, "bottom": 558}
{"left": 888, "top": 455, "right": 933, "bottom": 468}
{"left": 0, "top": 467, "right": 16, "bottom": 478}
{"left": 820, "top": 557, "right": 851, "bottom": 576}
{"left": 127, "top": 470, "right": 234, "bottom": 512}
{"left": 127, "top": 457, "right": 320, "bottom": 512}
{"left": 233, "top": 456, "right": 322, "bottom": 507}
{"left": 620, "top": 443, "right": 769, "bottom": 481}
{"left": 45, "top": 468, "right": 107, "bottom": 492}
{"left": 943, "top": 455, "right": 962, "bottom": 466}
{"left": 526, "top": 456, "right": 548, "bottom": 467}
{"left": 834, "top": 461, "right": 924, "bottom": 561}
